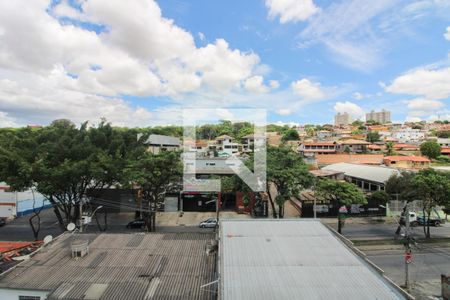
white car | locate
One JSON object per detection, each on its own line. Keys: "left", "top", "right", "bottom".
{"left": 199, "top": 218, "right": 217, "bottom": 228}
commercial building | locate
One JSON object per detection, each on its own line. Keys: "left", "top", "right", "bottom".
{"left": 0, "top": 183, "right": 50, "bottom": 219}
{"left": 218, "top": 219, "right": 410, "bottom": 300}
{"left": 366, "top": 110, "right": 391, "bottom": 124}
{"left": 334, "top": 112, "right": 353, "bottom": 126}
{"left": 0, "top": 232, "right": 216, "bottom": 300}
{"left": 322, "top": 163, "right": 400, "bottom": 191}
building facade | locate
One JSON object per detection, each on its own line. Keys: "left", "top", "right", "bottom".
{"left": 366, "top": 109, "right": 391, "bottom": 124}
{"left": 334, "top": 112, "right": 352, "bottom": 126}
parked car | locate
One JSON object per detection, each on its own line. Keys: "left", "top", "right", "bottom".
{"left": 417, "top": 216, "right": 442, "bottom": 227}
{"left": 199, "top": 218, "right": 217, "bottom": 228}
{"left": 126, "top": 219, "right": 146, "bottom": 229}
{"left": 0, "top": 218, "right": 6, "bottom": 227}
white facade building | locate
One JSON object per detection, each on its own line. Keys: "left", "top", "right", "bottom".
{"left": 366, "top": 110, "right": 391, "bottom": 124}
{"left": 334, "top": 112, "right": 353, "bottom": 126}
{"left": 392, "top": 128, "right": 426, "bottom": 143}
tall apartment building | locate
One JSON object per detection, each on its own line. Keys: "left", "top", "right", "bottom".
{"left": 334, "top": 112, "right": 352, "bottom": 126}
{"left": 366, "top": 109, "right": 391, "bottom": 124}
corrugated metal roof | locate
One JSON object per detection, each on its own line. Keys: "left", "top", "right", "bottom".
{"left": 219, "top": 219, "right": 408, "bottom": 300}
{"left": 0, "top": 232, "right": 216, "bottom": 300}
{"left": 322, "top": 162, "right": 400, "bottom": 183}
{"left": 147, "top": 134, "right": 180, "bottom": 146}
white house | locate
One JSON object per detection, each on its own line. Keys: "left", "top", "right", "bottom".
{"left": 392, "top": 128, "right": 426, "bottom": 143}
{"left": 0, "top": 182, "right": 49, "bottom": 219}
{"left": 216, "top": 135, "right": 240, "bottom": 156}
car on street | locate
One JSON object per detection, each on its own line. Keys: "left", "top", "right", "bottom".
{"left": 0, "top": 218, "right": 6, "bottom": 227}
{"left": 417, "top": 216, "right": 442, "bottom": 227}
{"left": 199, "top": 218, "right": 217, "bottom": 228}
{"left": 126, "top": 219, "right": 146, "bottom": 229}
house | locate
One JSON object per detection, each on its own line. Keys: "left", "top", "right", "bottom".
{"left": 215, "top": 135, "right": 240, "bottom": 156}
{"left": 0, "top": 182, "right": 50, "bottom": 219}
{"left": 219, "top": 219, "right": 410, "bottom": 300}
{"left": 441, "top": 147, "right": 450, "bottom": 157}
{"left": 145, "top": 134, "right": 180, "bottom": 154}
{"left": 184, "top": 140, "right": 209, "bottom": 157}
{"left": 437, "top": 138, "right": 450, "bottom": 147}
{"left": 316, "top": 130, "right": 333, "bottom": 140}
{"left": 367, "top": 144, "right": 382, "bottom": 152}
{"left": 392, "top": 128, "right": 427, "bottom": 143}
{"left": 241, "top": 134, "right": 265, "bottom": 153}
{"left": 315, "top": 154, "right": 384, "bottom": 166}
{"left": 336, "top": 139, "right": 371, "bottom": 153}
{"left": 383, "top": 156, "right": 431, "bottom": 169}
{"left": 0, "top": 232, "right": 216, "bottom": 300}
{"left": 298, "top": 142, "right": 337, "bottom": 155}
{"left": 322, "top": 163, "right": 400, "bottom": 192}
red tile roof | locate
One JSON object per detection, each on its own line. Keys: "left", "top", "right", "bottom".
{"left": 316, "top": 154, "right": 383, "bottom": 165}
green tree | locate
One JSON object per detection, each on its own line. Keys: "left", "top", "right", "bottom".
{"left": 315, "top": 179, "right": 366, "bottom": 233}
{"left": 385, "top": 172, "right": 418, "bottom": 235}
{"left": 368, "top": 190, "right": 390, "bottom": 206}
{"left": 281, "top": 129, "right": 300, "bottom": 142}
{"left": 420, "top": 141, "right": 441, "bottom": 159}
{"left": 366, "top": 131, "right": 380, "bottom": 143}
{"left": 437, "top": 131, "right": 450, "bottom": 138}
{"left": 343, "top": 145, "right": 351, "bottom": 153}
{"left": 123, "top": 150, "right": 182, "bottom": 231}
{"left": 412, "top": 169, "right": 450, "bottom": 238}
{"left": 265, "top": 146, "right": 314, "bottom": 218}
{"left": 385, "top": 141, "right": 395, "bottom": 156}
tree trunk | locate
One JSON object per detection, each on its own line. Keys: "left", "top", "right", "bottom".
{"left": 48, "top": 196, "right": 65, "bottom": 229}
{"left": 426, "top": 210, "right": 431, "bottom": 239}
{"left": 422, "top": 208, "right": 427, "bottom": 238}
{"left": 278, "top": 204, "right": 284, "bottom": 218}
{"left": 266, "top": 183, "right": 277, "bottom": 218}
{"left": 395, "top": 202, "right": 407, "bottom": 235}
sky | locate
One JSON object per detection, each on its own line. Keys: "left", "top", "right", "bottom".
{"left": 0, "top": 0, "right": 449, "bottom": 127}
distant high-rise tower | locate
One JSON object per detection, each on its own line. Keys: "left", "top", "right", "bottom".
{"left": 366, "top": 109, "right": 391, "bottom": 124}
{"left": 334, "top": 112, "right": 352, "bottom": 126}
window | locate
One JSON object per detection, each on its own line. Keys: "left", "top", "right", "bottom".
{"left": 19, "top": 296, "right": 41, "bottom": 300}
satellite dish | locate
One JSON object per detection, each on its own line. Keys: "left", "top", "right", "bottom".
{"left": 67, "top": 223, "right": 76, "bottom": 232}
{"left": 43, "top": 235, "right": 53, "bottom": 245}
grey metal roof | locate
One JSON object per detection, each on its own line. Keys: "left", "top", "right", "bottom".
{"left": 146, "top": 134, "right": 180, "bottom": 146}
{"left": 322, "top": 162, "right": 400, "bottom": 184}
{"left": 0, "top": 232, "right": 215, "bottom": 300}
{"left": 219, "top": 219, "right": 408, "bottom": 300}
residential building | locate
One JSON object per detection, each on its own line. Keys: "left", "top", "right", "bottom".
{"left": 145, "top": 134, "right": 180, "bottom": 154}
{"left": 316, "top": 130, "right": 333, "bottom": 140}
{"left": 219, "top": 219, "right": 409, "bottom": 300}
{"left": 392, "top": 128, "right": 426, "bottom": 143}
{"left": 334, "top": 112, "right": 352, "bottom": 126}
{"left": 336, "top": 139, "right": 371, "bottom": 153}
{"left": 315, "top": 154, "right": 384, "bottom": 166}
{"left": 298, "top": 142, "right": 337, "bottom": 155}
{"left": 215, "top": 135, "right": 240, "bottom": 156}
{"left": 383, "top": 156, "right": 431, "bottom": 169}
{"left": 441, "top": 147, "right": 450, "bottom": 157}
{"left": 366, "top": 109, "right": 391, "bottom": 124}
{"left": 322, "top": 163, "right": 400, "bottom": 191}
{"left": 0, "top": 233, "right": 216, "bottom": 300}
{"left": 0, "top": 182, "right": 49, "bottom": 219}
{"left": 437, "top": 138, "right": 450, "bottom": 147}
{"left": 241, "top": 134, "right": 265, "bottom": 153}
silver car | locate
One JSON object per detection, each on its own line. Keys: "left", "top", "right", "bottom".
{"left": 199, "top": 218, "right": 217, "bottom": 228}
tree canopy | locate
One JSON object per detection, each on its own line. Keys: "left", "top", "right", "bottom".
{"left": 420, "top": 141, "right": 441, "bottom": 159}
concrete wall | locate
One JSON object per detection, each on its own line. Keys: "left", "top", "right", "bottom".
{"left": 0, "top": 288, "right": 48, "bottom": 300}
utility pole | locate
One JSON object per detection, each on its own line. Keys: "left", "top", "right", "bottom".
{"left": 79, "top": 199, "right": 83, "bottom": 233}
{"left": 404, "top": 203, "right": 412, "bottom": 290}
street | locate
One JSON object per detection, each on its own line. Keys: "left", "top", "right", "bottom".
{"left": 364, "top": 246, "right": 450, "bottom": 299}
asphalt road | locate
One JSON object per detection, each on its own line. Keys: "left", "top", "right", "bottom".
{"left": 365, "top": 247, "right": 450, "bottom": 298}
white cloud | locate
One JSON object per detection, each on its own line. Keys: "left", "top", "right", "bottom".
{"left": 276, "top": 108, "right": 292, "bottom": 115}
{"left": 244, "top": 76, "right": 269, "bottom": 93}
{"left": 265, "top": 0, "right": 319, "bottom": 23}
{"left": 405, "top": 116, "right": 422, "bottom": 123}
{"left": 352, "top": 92, "right": 365, "bottom": 100}
{"left": 445, "top": 26, "right": 450, "bottom": 41}
{"left": 407, "top": 98, "right": 444, "bottom": 111}
{"left": 291, "top": 78, "right": 326, "bottom": 100}
{"left": 0, "top": 111, "right": 19, "bottom": 127}
{"left": 269, "top": 80, "right": 280, "bottom": 89}
{"left": 0, "top": 0, "right": 277, "bottom": 126}
{"left": 198, "top": 32, "right": 205, "bottom": 41}
{"left": 299, "top": 0, "right": 397, "bottom": 71}
{"left": 385, "top": 67, "right": 450, "bottom": 100}
{"left": 333, "top": 101, "right": 365, "bottom": 119}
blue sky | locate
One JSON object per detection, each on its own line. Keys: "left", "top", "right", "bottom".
{"left": 0, "top": 0, "right": 449, "bottom": 127}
